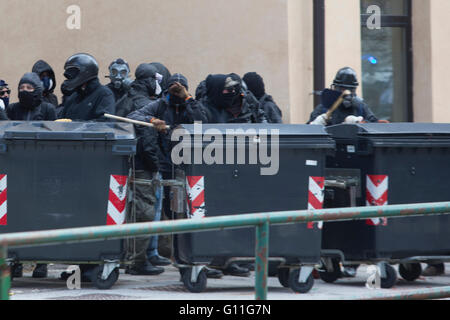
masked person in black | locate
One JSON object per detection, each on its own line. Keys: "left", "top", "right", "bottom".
{"left": 114, "top": 63, "right": 162, "bottom": 118}
{"left": 6, "top": 72, "right": 57, "bottom": 279}
{"left": 243, "top": 72, "right": 283, "bottom": 123}
{"left": 126, "top": 74, "right": 223, "bottom": 277}
{"left": 201, "top": 73, "right": 267, "bottom": 124}
{"left": 32, "top": 60, "right": 59, "bottom": 108}
{"left": 106, "top": 58, "right": 132, "bottom": 102}
{"left": 0, "top": 81, "right": 8, "bottom": 119}
{"left": 0, "top": 80, "right": 11, "bottom": 111}
{"left": 128, "top": 73, "right": 208, "bottom": 171}
{"left": 7, "top": 73, "right": 57, "bottom": 121}
{"left": 198, "top": 74, "right": 266, "bottom": 278}
{"left": 149, "top": 62, "right": 171, "bottom": 97}
{"left": 308, "top": 67, "right": 378, "bottom": 126}
{"left": 59, "top": 53, "right": 115, "bottom": 121}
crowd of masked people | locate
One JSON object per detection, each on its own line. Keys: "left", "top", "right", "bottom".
{"left": 1, "top": 53, "right": 444, "bottom": 280}
{"left": 0, "top": 53, "right": 283, "bottom": 281}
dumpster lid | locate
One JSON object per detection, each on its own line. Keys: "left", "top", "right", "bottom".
{"left": 327, "top": 123, "right": 450, "bottom": 139}
{"left": 0, "top": 121, "right": 135, "bottom": 140}
{"left": 180, "top": 124, "right": 331, "bottom": 136}
{"left": 178, "top": 124, "right": 335, "bottom": 149}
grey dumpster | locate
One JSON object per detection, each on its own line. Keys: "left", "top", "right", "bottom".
{"left": 322, "top": 123, "right": 450, "bottom": 287}
{"left": 172, "top": 124, "right": 335, "bottom": 293}
{"left": 0, "top": 121, "right": 136, "bottom": 288}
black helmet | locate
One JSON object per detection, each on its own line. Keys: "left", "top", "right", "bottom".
{"left": 63, "top": 53, "right": 99, "bottom": 91}
{"left": 332, "top": 67, "right": 359, "bottom": 89}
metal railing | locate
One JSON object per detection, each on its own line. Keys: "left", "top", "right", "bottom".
{"left": 1, "top": 201, "right": 450, "bottom": 300}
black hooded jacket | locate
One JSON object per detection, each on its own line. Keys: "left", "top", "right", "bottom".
{"left": 201, "top": 74, "right": 267, "bottom": 124}
{"left": 7, "top": 73, "right": 57, "bottom": 121}
{"left": 115, "top": 81, "right": 157, "bottom": 118}
{"left": 59, "top": 78, "right": 115, "bottom": 121}
{"left": 32, "top": 60, "right": 59, "bottom": 107}
{"left": 243, "top": 72, "right": 282, "bottom": 123}
{"left": 106, "top": 82, "right": 129, "bottom": 102}
{"left": 258, "top": 94, "right": 282, "bottom": 123}
{"left": 115, "top": 64, "right": 160, "bottom": 117}
{"left": 127, "top": 74, "right": 208, "bottom": 172}
{"left": 149, "top": 62, "right": 172, "bottom": 94}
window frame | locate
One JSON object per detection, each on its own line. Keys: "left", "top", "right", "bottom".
{"left": 360, "top": 0, "right": 413, "bottom": 122}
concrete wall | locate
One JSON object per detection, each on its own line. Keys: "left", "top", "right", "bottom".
{"left": 0, "top": 0, "right": 295, "bottom": 122}
{"left": 287, "top": 0, "right": 314, "bottom": 124}
{"left": 413, "top": 0, "right": 450, "bottom": 122}
{"left": 2, "top": 0, "right": 447, "bottom": 123}
{"left": 325, "top": 0, "right": 362, "bottom": 96}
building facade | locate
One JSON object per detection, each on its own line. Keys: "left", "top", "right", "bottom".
{"left": 0, "top": 0, "right": 449, "bottom": 123}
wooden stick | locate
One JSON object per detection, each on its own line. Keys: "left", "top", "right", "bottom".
{"left": 104, "top": 113, "right": 170, "bottom": 130}
{"left": 326, "top": 90, "right": 352, "bottom": 121}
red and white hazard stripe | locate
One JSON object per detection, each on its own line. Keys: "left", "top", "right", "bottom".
{"left": 307, "top": 176, "right": 325, "bottom": 229}
{"left": 186, "top": 176, "right": 205, "bottom": 220}
{"left": 0, "top": 174, "right": 6, "bottom": 226}
{"left": 366, "top": 175, "right": 388, "bottom": 226}
{"left": 107, "top": 175, "right": 128, "bottom": 225}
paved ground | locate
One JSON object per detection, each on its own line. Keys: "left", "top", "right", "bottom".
{"left": 7, "top": 263, "right": 450, "bottom": 300}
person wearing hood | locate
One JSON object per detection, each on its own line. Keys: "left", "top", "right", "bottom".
{"left": 243, "top": 72, "right": 283, "bottom": 123}
{"left": 308, "top": 67, "right": 378, "bottom": 126}
{"left": 196, "top": 73, "right": 266, "bottom": 278}
{"left": 59, "top": 53, "right": 115, "bottom": 121}
{"left": 0, "top": 80, "right": 11, "bottom": 111}
{"left": 7, "top": 72, "right": 57, "bottom": 121}
{"left": 126, "top": 74, "right": 221, "bottom": 277}
{"left": 6, "top": 73, "right": 56, "bottom": 279}
{"left": 114, "top": 63, "right": 162, "bottom": 117}
{"left": 106, "top": 58, "right": 132, "bottom": 102}
{"left": 201, "top": 73, "right": 267, "bottom": 124}
{"left": 149, "top": 62, "right": 171, "bottom": 97}
{"left": 32, "top": 60, "right": 59, "bottom": 108}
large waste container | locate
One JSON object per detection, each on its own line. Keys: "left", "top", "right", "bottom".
{"left": 0, "top": 121, "right": 136, "bottom": 289}
{"left": 322, "top": 123, "right": 450, "bottom": 287}
{"left": 172, "top": 124, "right": 335, "bottom": 293}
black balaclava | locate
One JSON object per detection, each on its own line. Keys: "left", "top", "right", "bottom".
{"left": 205, "top": 73, "right": 242, "bottom": 111}
{"left": 18, "top": 73, "right": 43, "bottom": 109}
{"left": 222, "top": 73, "right": 243, "bottom": 116}
{"left": 167, "top": 73, "right": 189, "bottom": 106}
{"left": 243, "top": 72, "right": 265, "bottom": 100}
{"left": 0, "top": 80, "right": 9, "bottom": 108}
{"left": 149, "top": 62, "right": 172, "bottom": 93}
{"left": 205, "top": 74, "right": 226, "bottom": 108}
{"left": 135, "top": 63, "right": 161, "bottom": 97}
{"left": 32, "top": 60, "right": 57, "bottom": 94}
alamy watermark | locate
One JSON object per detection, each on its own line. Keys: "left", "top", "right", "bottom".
{"left": 66, "top": 5, "right": 81, "bottom": 30}
{"left": 366, "top": 5, "right": 381, "bottom": 30}
{"left": 65, "top": 265, "right": 81, "bottom": 290}
{"left": 365, "top": 265, "right": 381, "bottom": 289}
{"left": 171, "top": 122, "right": 280, "bottom": 176}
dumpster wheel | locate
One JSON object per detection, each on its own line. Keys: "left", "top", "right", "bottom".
{"left": 90, "top": 265, "right": 120, "bottom": 290}
{"left": 399, "top": 263, "right": 422, "bottom": 282}
{"left": 288, "top": 268, "right": 314, "bottom": 294}
{"left": 318, "top": 258, "right": 341, "bottom": 283}
{"left": 182, "top": 267, "right": 208, "bottom": 293}
{"left": 380, "top": 264, "right": 397, "bottom": 289}
{"left": 277, "top": 268, "right": 290, "bottom": 288}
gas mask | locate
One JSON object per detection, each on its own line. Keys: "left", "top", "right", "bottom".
{"left": 342, "top": 92, "right": 360, "bottom": 109}
{"left": 109, "top": 63, "right": 131, "bottom": 90}
{"left": 41, "top": 76, "right": 53, "bottom": 92}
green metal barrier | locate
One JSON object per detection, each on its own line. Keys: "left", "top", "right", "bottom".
{"left": 1, "top": 201, "right": 450, "bottom": 300}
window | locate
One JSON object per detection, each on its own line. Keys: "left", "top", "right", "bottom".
{"left": 360, "top": 0, "right": 412, "bottom": 122}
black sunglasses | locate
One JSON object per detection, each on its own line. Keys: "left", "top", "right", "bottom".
{"left": 0, "top": 90, "right": 11, "bottom": 97}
